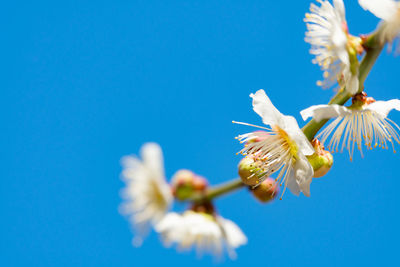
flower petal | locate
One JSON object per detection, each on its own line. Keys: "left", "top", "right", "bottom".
{"left": 349, "top": 75, "right": 360, "bottom": 95}
{"left": 218, "top": 217, "right": 247, "bottom": 248}
{"left": 334, "top": 33, "right": 349, "bottom": 63}
{"left": 334, "top": 0, "right": 346, "bottom": 22}
{"left": 281, "top": 115, "right": 315, "bottom": 156}
{"left": 301, "top": 104, "right": 351, "bottom": 122}
{"left": 141, "top": 142, "right": 165, "bottom": 180}
{"left": 358, "top": 0, "right": 397, "bottom": 20}
{"left": 251, "top": 89, "right": 314, "bottom": 156}
{"left": 366, "top": 99, "right": 400, "bottom": 118}
{"left": 251, "top": 89, "right": 286, "bottom": 127}
{"left": 286, "top": 173, "right": 300, "bottom": 196}
{"left": 155, "top": 212, "right": 181, "bottom": 233}
{"left": 289, "top": 153, "right": 314, "bottom": 197}
{"left": 120, "top": 143, "right": 173, "bottom": 247}
{"left": 331, "top": 0, "right": 348, "bottom": 60}
{"left": 345, "top": 72, "right": 360, "bottom": 95}
{"left": 295, "top": 153, "right": 314, "bottom": 197}
{"left": 156, "top": 212, "right": 245, "bottom": 259}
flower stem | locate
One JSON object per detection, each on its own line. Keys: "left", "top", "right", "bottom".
{"left": 205, "top": 179, "right": 246, "bottom": 200}
{"left": 302, "top": 35, "right": 384, "bottom": 141}
{"left": 186, "top": 178, "right": 246, "bottom": 203}
{"left": 358, "top": 38, "right": 384, "bottom": 92}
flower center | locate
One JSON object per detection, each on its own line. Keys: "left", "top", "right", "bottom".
{"left": 150, "top": 178, "right": 169, "bottom": 210}
{"left": 235, "top": 123, "right": 301, "bottom": 192}
{"left": 273, "top": 125, "right": 299, "bottom": 161}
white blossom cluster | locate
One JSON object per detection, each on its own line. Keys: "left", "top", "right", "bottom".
{"left": 119, "top": 0, "right": 400, "bottom": 261}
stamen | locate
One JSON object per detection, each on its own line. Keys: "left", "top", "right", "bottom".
{"left": 232, "top": 121, "right": 271, "bottom": 131}
{"left": 317, "top": 109, "right": 400, "bottom": 159}
{"left": 235, "top": 123, "right": 299, "bottom": 197}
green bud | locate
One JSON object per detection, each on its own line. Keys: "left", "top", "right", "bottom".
{"left": 238, "top": 157, "right": 264, "bottom": 186}
{"left": 307, "top": 140, "right": 334, "bottom": 178}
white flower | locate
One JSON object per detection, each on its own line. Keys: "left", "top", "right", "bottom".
{"left": 359, "top": 0, "right": 400, "bottom": 50}
{"left": 155, "top": 211, "right": 247, "bottom": 260}
{"left": 235, "top": 90, "right": 314, "bottom": 197}
{"left": 305, "top": 0, "right": 359, "bottom": 94}
{"left": 119, "top": 143, "right": 173, "bottom": 246}
{"left": 301, "top": 98, "right": 400, "bottom": 160}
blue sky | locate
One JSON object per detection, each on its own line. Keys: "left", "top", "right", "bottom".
{"left": 2, "top": 1, "right": 400, "bottom": 266}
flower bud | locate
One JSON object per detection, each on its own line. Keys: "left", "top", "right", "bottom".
{"left": 171, "top": 170, "right": 208, "bottom": 200}
{"left": 352, "top": 92, "right": 375, "bottom": 106}
{"left": 307, "top": 140, "right": 334, "bottom": 178}
{"left": 251, "top": 177, "right": 278, "bottom": 203}
{"left": 238, "top": 157, "right": 264, "bottom": 186}
{"left": 192, "top": 175, "right": 208, "bottom": 192}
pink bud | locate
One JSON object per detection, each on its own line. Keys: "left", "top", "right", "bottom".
{"left": 251, "top": 178, "right": 279, "bottom": 203}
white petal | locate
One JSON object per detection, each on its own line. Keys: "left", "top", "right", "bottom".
{"left": 334, "top": 0, "right": 346, "bottom": 22}
{"left": 141, "top": 142, "right": 164, "bottom": 180}
{"left": 358, "top": 0, "right": 397, "bottom": 20}
{"left": 156, "top": 211, "right": 246, "bottom": 259}
{"left": 120, "top": 156, "right": 142, "bottom": 179}
{"left": 286, "top": 172, "right": 301, "bottom": 196}
{"left": 251, "top": 89, "right": 286, "bottom": 127}
{"left": 301, "top": 104, "right": 351, "bottom": 122}
{"left": 331, "top": 16, "right": 348, "bottom": 63}
{"left": 218, "top": 217, "right": 247, "bottom": 248}
{"left": 334, "top": 34, "right": 349, "bottom": 63}
{"left": 293, "top": 153, "right": 314, "bottom": 197}
{"left": 155, "top": 212, "right": 181, "bottom": 232}
{"left": 345, "top": 73, "right": 359, "bottom": 95}
{"left": 282, "top": 115, "right": 315, "bottom": 156}
{"left": 366, "top": 99, "right": 400, "bottom": 118}
{"left": 305, "top": 0, "right": 351, "bottom": 90}
{"left": 120, "top": 142, "right": 173, "bottom": 246}
{"left": 251, "top": 89, "right": 314, "bottom": 156}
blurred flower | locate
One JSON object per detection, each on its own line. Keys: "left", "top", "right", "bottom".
{"left": 155, "top": 210, "right": 247, "bottom": 260}
{"left": 301, "top": 93, "right": 400, "bottom": 160}
{"left": 119, "top": 143, "right": 173, "bottom": 246}
{"left": 305, "top": 0, "right": 361, "bottom": 94}
{"left": 359, "top": 0, "right": 400, "bottom": 50}
{"left": 235, "top": 89, "right": 314, "bottom": 197}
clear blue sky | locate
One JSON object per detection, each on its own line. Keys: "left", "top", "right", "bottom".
{"left": 2, "top": 1, "right": 399, "bottom": 266}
